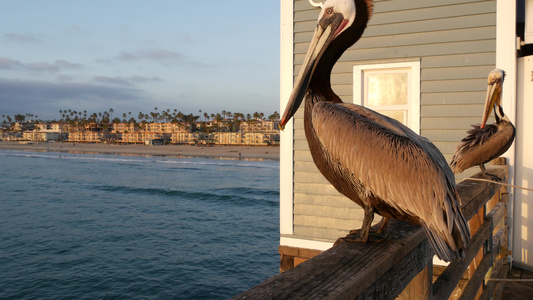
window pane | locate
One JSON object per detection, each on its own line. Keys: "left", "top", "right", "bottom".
{"left": 376, "top": 110, "right": 406, "bottom": 125}
{"left": 367, "top": 73, "right": 408, "bottom": 105}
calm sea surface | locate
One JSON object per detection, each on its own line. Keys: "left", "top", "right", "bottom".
{"left": 0, "top": 149, "right": 279, "bottom": 299}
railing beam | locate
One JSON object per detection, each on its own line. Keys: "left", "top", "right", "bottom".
{"left": 234, "top": 165, "right": 508, "bottom": 299}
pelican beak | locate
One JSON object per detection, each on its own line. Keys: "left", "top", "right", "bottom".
{"left": 279, "top": 12, "right": 348, "bottom": 130}
{"left": 481, "top": 72, "right": 503, "bottom": 128}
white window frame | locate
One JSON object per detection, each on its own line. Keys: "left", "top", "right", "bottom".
{"left": 353, "top": 61, "right": 421, "bottom": 134}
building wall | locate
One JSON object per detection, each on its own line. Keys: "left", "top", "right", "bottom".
{"left": 286, "top": 0, "right": 498, "bottom": 244}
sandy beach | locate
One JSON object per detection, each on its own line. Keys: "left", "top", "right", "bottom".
{"left": 0, "top": 141, "right": 279, "bottom": 160}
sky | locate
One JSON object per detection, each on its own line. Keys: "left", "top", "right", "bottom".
{"left": 0, "top": 0, "right": 280, "bottom": 121}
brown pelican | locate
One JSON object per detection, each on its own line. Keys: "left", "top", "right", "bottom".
{"left": 450, "top": 69, "right": 515, "bottom": 177}
{"left": 279, "top": 0, "right": 470, "bottom": 261}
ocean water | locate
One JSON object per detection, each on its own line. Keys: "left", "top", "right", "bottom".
{"left": 0, "top": 149, "right": 280, "bottom": 299}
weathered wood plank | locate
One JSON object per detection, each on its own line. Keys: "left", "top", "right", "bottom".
{"left": 461, "top": 167, "right": 507, "bottom": 220}
{"left": 432, "top": 198, "right": 507, "bottom": 299}
{"left": 236, "top": 166, "right": 508, "bottom": 299}
{"left": 232, "top": 220, "right": 431, "bottom": 300}
{"left": 397, "top": 264, "right": 432, "bottom": 300}
{"left": 432, "top": 217, "right": 492, "bottom": 299}
{"left": 479, "top": 258, "right": 507, "bottom": 300}
{"left": 459, "top": 251, "right": 492, "bottom": 300}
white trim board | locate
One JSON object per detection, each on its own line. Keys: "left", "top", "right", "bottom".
{"left": 280, "top": 236, "right": 334, "bottom": 252}
{"left": 279, "top": 0, "right": 294, "bottom": 235}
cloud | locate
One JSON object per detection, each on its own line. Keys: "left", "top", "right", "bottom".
{"left": 97, "top": 49, "right": 207, "bottom": 68}
{"left": 93, "top": 76, "right": 133, "bottom": 86}
{"left": 2, "top": 33, "right": 41, "bottom": 44}
{"left": 56, "top": 75, "right": 76, "bottom": 82}
{"left": 117, "top": 49, "right": 184, "bottom": 62}
{"left": 0, "top": 57, "right": 83, "bottom": 72}
{"left": 129, "top": 76, "right": 163, "bottom": 83}
{"left": 0, "top": 57, "right": 24, "bottom": 70}
{"left": 0, "top": 77, "right": 148, "bottom": 120}
{"left": 93, "top": 75, "right": 163, "bottom": 86}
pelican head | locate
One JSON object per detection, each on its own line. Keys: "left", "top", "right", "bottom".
{"left": 280, "top": 0, "right": 373, "bottom": 130}
{"left": 481, "top": 68, "right": 505, "bottom": 128}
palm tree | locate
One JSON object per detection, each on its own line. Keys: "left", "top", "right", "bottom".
{"left": 269, "top": 111, "right": 280, "bottom": 120}
{"left": 14, "top": 114, "right": 25, "bottom": 123}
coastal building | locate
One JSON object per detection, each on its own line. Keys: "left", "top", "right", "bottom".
{"left": 112, "top": 122, "right": 136, "bottom": 133}
{"left": 68, "top": 131, "right": 107, "bottom": 143}
{"left": 212, "top": 132, "right": 280, "bottom": 146}
{"left": 118, "top": 131, "right": 141, "bottom": 144}
{"left": 17, "top": 123, "right": 70, "bottom": 142}
{"left": 22, "top": 131, "right": 66, "bottom": 142}
{"left": 279, "top": 0, "right": 532, "bottom": 271}
{"left": 12, "top": 122, "right": 35, "bottom": 132}
{"left": 240, "top": 120, "right": 280, "bottom": 132}
{"left": 37, "top": 123, "right": 67, "bottom": 133}
{"left": 146, "top": 122, "right": 183, "bottom": 133}
{"left": 6, "top": 119, "right": 281, "bottom": 145}
{"left": 171, "top": 132, "right": 201, "bottom": 145}
{"left": 215, "top": 132, "right": 243, "bottom": 145}
{"left": 144, "top": 138, "right": 165, "bottom": 146}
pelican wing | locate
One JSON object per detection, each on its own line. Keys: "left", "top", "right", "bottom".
{"left": 450, "top": 122, "right": 515, "bottom": 174}
{"left": 312, "top": 101, "right": 469, "bottom": 259}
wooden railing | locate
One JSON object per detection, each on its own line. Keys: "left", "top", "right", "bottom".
{"left": 233, "top": 163, "right": 509, "bottom": 299}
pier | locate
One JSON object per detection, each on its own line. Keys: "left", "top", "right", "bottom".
{"left": 234, "top": 161, "right": 510, "bottom": 299}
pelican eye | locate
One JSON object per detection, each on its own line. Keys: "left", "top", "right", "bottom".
{"left": 325, "top": 7, "right": 333, "bottom": 14}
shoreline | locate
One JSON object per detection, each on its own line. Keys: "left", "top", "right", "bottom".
{"left": 0, "top": 141, "right": 280, "bottom": 161}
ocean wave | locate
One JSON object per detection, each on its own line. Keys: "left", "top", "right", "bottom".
{"left": 1, "top": 151, "right": 143, "bottom": 164}
{"left": 155, "top": 159, "right": 279, "bottom": 170}
{"left": 93, "top": 184, "right": 279, "bottom": 207}
{"left": 1, "top": 150, "right": 279, "bottom": 170}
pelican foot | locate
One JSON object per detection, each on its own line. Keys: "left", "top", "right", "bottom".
{"left": 483, "top": 172, "right": 504, "bottom": 182}
{"left": 333, "top": 230, "right": 387, "bottom": 247}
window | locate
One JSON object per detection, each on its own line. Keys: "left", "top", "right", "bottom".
{"left": 353, "top": 61, "right": 420, "bottom": 133}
